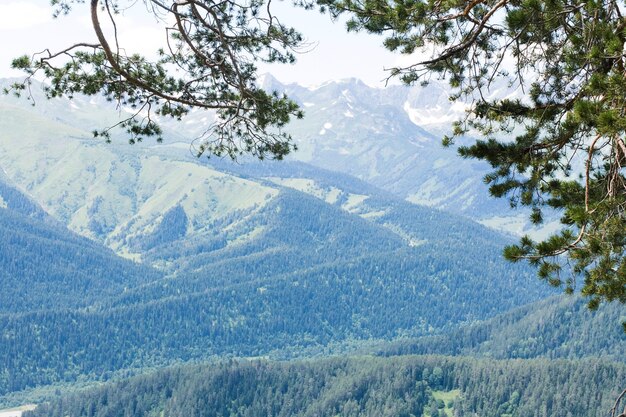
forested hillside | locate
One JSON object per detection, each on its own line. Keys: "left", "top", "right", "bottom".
{"left": 0, "top": 191, "right": 546, "bottom": 395}
{"left": 25, "top": 356, "right": 626, "bottom": 417}
{"left": 381, "top": 296, "right": 626, "bottom": 362}
{"left": 0, "top": 175, "right": 161, "bottom": 313}
{"left": 0, "top": 77, "right": 624, "bottom": 413}
{"left": 0, "top": 85, "right": 566, "bottom": 397}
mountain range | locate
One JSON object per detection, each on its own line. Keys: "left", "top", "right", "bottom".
{"left": 0, "top": 76, "right": 623, "bottom": 406}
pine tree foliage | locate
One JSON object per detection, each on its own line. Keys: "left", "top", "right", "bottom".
{"left": 319, "top": 0, "right": 626, "bottom": 312}
{"left": 6, "top": 0, "right": 304, "bottom": 159}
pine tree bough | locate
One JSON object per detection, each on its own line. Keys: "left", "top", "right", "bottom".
{"left": 611, "top": 388, "right": 626, "bottom": 417}
{"left": 315, "top": 0, "right": 626, "bottom": 321}
{"left": 7, "top": 0, "right": 304, "bottom": 159}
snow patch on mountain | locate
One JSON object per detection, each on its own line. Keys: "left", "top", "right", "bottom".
{"left": 403, "top": 100, "right": 466, "bottom": 127}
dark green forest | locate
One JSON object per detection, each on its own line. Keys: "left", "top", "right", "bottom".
{"left": 25, "top": 356, "right": 626, "bottom": 417}
{"left": 0, "top": 206, "right": 160, "bottom": 313}
{"left": 382, "top": 296, "right": 626, "bottom": 362}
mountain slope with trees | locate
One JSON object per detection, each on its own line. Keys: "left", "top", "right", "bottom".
{"left": 0, "top": 187, "right": 549, "bottom": 395}
{"left": 3, "top": 83, "right": 622, "bottom": 397}
{"left": 381, "top": 296, "right": 626, "bottom": 362}
{"left": 0, "top": 172, "right": 161, "bottom": 313}
{"left": 25, "top": 356, "right": 626, "bottom": 417}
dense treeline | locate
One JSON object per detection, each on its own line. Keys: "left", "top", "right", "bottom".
{"left": 0, "top": 205, "right": 161, "bottom": 313}
{"left": 0, "top": 179, "right": 47, "bottom": 219}
{"left": 381, "top": 296, "right": 626, "bottom": 362}
{"left": 112, "top": 191, "right": 545, "bottom": 316}
{"left": 0, "top": 246, "right": 542, "bottom": 397}
{"left": 1, "top": 159, "right": 614, "bottom": 403}
{"left": 25, "top": 356, "right": 626, "bottom": 417}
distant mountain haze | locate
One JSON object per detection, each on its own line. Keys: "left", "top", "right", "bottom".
{"left": 0, "top": 76, "right": 555, "bottom": 237}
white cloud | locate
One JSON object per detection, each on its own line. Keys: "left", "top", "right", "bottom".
{"left": 0, "top": 2, "right": 51, "bottom": 30}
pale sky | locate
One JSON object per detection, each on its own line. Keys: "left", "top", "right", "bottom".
{"left": 0, "top": 0, "right": 402, "bottom": 87}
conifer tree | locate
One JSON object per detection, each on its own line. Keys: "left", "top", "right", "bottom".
{"left": 7, "top": 0, "right": 304, "bottom": 159}
{"left": 320, "top": 0, "right": 626, "bottom": 316}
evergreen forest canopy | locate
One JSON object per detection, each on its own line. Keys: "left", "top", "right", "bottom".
{"left": 7, "top": 1, "right": 626, "bottom": 316}
{"left": 22, "top": 356, "right": 626, "bottom": 417}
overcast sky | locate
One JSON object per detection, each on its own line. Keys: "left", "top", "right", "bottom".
{"left": 0, "top": 0, "right": 403, "bottom": 87}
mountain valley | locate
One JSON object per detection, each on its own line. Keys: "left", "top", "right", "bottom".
{"left": 0, "top": 76, "right": 623, "bottom": 416}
